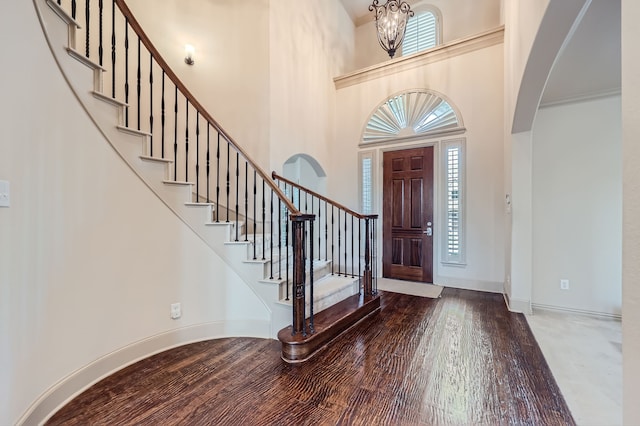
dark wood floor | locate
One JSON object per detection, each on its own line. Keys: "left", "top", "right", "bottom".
{"left": 47, "top": 288, "right": 575, "bottom": 425}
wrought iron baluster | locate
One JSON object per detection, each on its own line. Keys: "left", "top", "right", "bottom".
{"left": 226, "top": 140, "right": 230, "bottom": 222}
{"left": 244, "top": 162, "right": 248, "bottom": 241}
{"left": 235, "top": 152, "right": 239, "bottom": 241}
{"left": 270, "top": 190, "right": 274, "bottom": 279}
{"left": 196, "top": 112, "right": 200, "bottom": 198}
{"left": 161, "top": 71, "right": 165, "bottom": 156}
{"left": 85, "top": 0, "right": 89, "bottom": 58}
{"left": 278, "top": 197, "right": 282, "bottom": 280}
{"left": 99, "top": 0, "right": 104, "bottom": 66}
{"left": 149, "top": 53, "right": 153, "bottom": 156}
{"left": 359, "top": 218, "right": 362, "bottom": 288}
{"left": 216, "top": 133, "right": 220, "bottom": 221}
{"left": 124, "top": 19, "right": 129, "bottom": 126}
{"left": 206, "top": 125, "right": 210, "bottom": 204}
{"left": 351, "top": 215, "right": 354, "bottom": 278}
{"left": 337, "top": 208, "right": 341, "bottom": 276}
{"left": 111, "top": 0, "right": 115, "bottom": 98}
{"left": 309, "top": 219, "right": 315, "bottom": 333}
{"left": 136, "top": 37, "right": 141, "bottom": 130}
{"left": 173, "top": 85, "right": 178, "bottom": 180}
{"left": 185, "top": 99, "right": 189, "bottom": 182}
{"left": 262, "top": 180, "right": 266, "bottom": 260}
{"left": 318, "top": 197, "right": 321, "bottom": 261}
{"left": 325, "top": 201, "right": 328, "bottom": 261}
{"left": 331, "top": 205, "right": 335, "bottom": 275}
{"left": 373, "top": 218, "right": 377, "bottom": 294}
{"left": 253, "top": 170, "right": 257, "bottom": 260}
{"left": 344, "top": 210, "right": 348, "bottom": 277}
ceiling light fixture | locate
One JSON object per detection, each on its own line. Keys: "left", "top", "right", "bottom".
{"left": 369, "top": 0, "right": 414, "bottom": 59}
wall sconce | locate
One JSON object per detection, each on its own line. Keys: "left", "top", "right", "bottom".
{"left": 184, "top": 44, "right": 195, "bottom": 65}
{"left": 369, "top": 0, "right": 414, "bottom": 59}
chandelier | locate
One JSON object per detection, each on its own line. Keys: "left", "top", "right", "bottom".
{"left": 369, "top": 0, "right": 414, "bottom": 59}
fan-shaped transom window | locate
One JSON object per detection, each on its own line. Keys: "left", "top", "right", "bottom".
{"left": 363, "top": 91, "right": 461, "bottom": 144}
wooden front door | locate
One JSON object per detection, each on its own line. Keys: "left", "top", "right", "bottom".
{"left": 383, "top": 147, "right": 434, "bottom": 283}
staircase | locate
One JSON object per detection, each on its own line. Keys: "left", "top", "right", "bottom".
{"left": 34, "top": 0, "right": 380, "bottom": 362}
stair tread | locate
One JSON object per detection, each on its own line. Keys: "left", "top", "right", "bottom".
{"left": 140, "top": 155, "right": 173, "bottom": 164}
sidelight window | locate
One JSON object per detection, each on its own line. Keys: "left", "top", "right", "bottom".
{"left": 442, "top": 139, "right": 465, "bottom": 265}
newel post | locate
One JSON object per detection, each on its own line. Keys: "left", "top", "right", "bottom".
{"left": 363, "top": 215, "right": 378, "bottom": 296}
{"left": 291, "top": 214, "right": 315, "bottom": 336}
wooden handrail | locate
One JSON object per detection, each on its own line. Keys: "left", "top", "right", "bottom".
{"left": 272, "top": 172, "right": 378, "bottom": 220}
{"left": 115, "top": 0, "right": 300, "bottom": 216}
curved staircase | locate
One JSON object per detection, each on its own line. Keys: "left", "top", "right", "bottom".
{"left": 34, "top": 0, "right": 380, "bottom": 362}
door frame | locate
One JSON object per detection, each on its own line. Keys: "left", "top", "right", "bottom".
{"left": 371, "top": 140, "right": 442, "bottom": 284}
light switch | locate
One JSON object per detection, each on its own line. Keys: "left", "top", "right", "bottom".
{"left": 0, "top": 180, "right": 9, "bottom": 207}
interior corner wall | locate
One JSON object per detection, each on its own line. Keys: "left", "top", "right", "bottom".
{"left": 125, "top": 0, "right": 271, "bottom": 167}
{"left": 509, "top": 130, "right": 533, "bottom": 312}
{"left": 622, "top": 0, "right": 640, "bottom": 422}
{"left": 532, "top": 96, "right": 622, "bottom": 316}
{"left": 0, "top": 3, "right": 269, "bottom": 424}
{"left": 353, "top": 0, "right": 503, "bottom": 70}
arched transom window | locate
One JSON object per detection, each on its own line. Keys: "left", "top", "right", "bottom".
{"left": 362, "top": 90, "right": 462, "bottom": 144}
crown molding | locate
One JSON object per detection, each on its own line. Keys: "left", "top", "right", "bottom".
{"left": 334, "top": 26, "right": 504, "bottom": 90}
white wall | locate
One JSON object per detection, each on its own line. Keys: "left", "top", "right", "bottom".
{"left": 353, "top": 0, "right": 503, "bottom": 70}
{"left": 269, "top": 0, "right": 355, "bottom": 177}
{"left": 126, "top": 0, "right": 271, "bottom": 166}
{"left": 621, "top": 0, "right": 640, "bottom": 422}
{"left": 532, "top": 96, "right": 622, "bottom": 316}
{"left": 334, "top": 41, "right": 505, "bottom": 292}
{"left": 0, "top": 2, "right": 269, "bottom": 424}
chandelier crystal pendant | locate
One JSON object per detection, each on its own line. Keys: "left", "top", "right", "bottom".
{"left": 369, "top": 0, "right": 414, "bottom": 59}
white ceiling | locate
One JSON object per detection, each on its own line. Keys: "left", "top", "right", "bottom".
{"left": 339, "top": 0, "right": 621, "bottom": 106}
{"left": 340, "top": 0, "right": 379, "bottom": 22}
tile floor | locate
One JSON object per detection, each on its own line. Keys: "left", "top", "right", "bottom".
{"left": 525, "top": 309, "right": 622, "bottom": 426}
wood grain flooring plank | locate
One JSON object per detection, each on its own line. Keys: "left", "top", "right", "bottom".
{"left": 47, "top": 288, "right": 575, "bottom": 426}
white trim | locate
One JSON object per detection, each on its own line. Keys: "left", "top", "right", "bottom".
{"left": 435, "top": 277, "right": 504, "bottom": 294}
{"left": 539, "top": 88, "right": 622, "bottom": 108}
{"left": 531, "top": 303, "right": 622, "bottom": 321}
{"left": 359, "top": 127, "right": 466, "bottom": 148}
{"left": 334, "top": 27, "right": 504, "bottom": 89}
{"left": 507, "top": 298, "right": 533, "bottom": 314}
{"left": 17, "top": 320, "right": 270, "bottom": 426}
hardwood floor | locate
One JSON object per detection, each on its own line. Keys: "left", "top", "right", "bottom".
{"left": 47, "top": 288, "right": 575, "bottom": 425}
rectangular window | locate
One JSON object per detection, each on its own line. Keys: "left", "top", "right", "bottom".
{"left": 359, "top": 151, "right": 376, "bottom": 215}
{"left": 442, "top": 139, "right": 465, "bottom": 265}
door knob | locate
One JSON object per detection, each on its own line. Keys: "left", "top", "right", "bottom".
{"left": 424, "top": 227, "right": 432, "bottom": 236}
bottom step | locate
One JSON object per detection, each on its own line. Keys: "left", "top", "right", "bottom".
{"left": 277, "top": 293, "right": 381, "bottom": 363}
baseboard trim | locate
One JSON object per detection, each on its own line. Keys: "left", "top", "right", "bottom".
{"left": 507, "top": 298, "right": 532, "bottom": 314}
{"left": 435, "top": 277, "right": 503, "bottom": 294}
{"left": 17, "top": 320, "right": 271, "bottom": 426}
{"left": 531, "top": 303, "right": 622, "bottom": 321}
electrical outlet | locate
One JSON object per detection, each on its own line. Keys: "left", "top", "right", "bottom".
{"left": 560, "top": 279, "right": 569, "bottom": 290}
{"left": 170, "top": 302, "right": 181, "bottom": 319}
